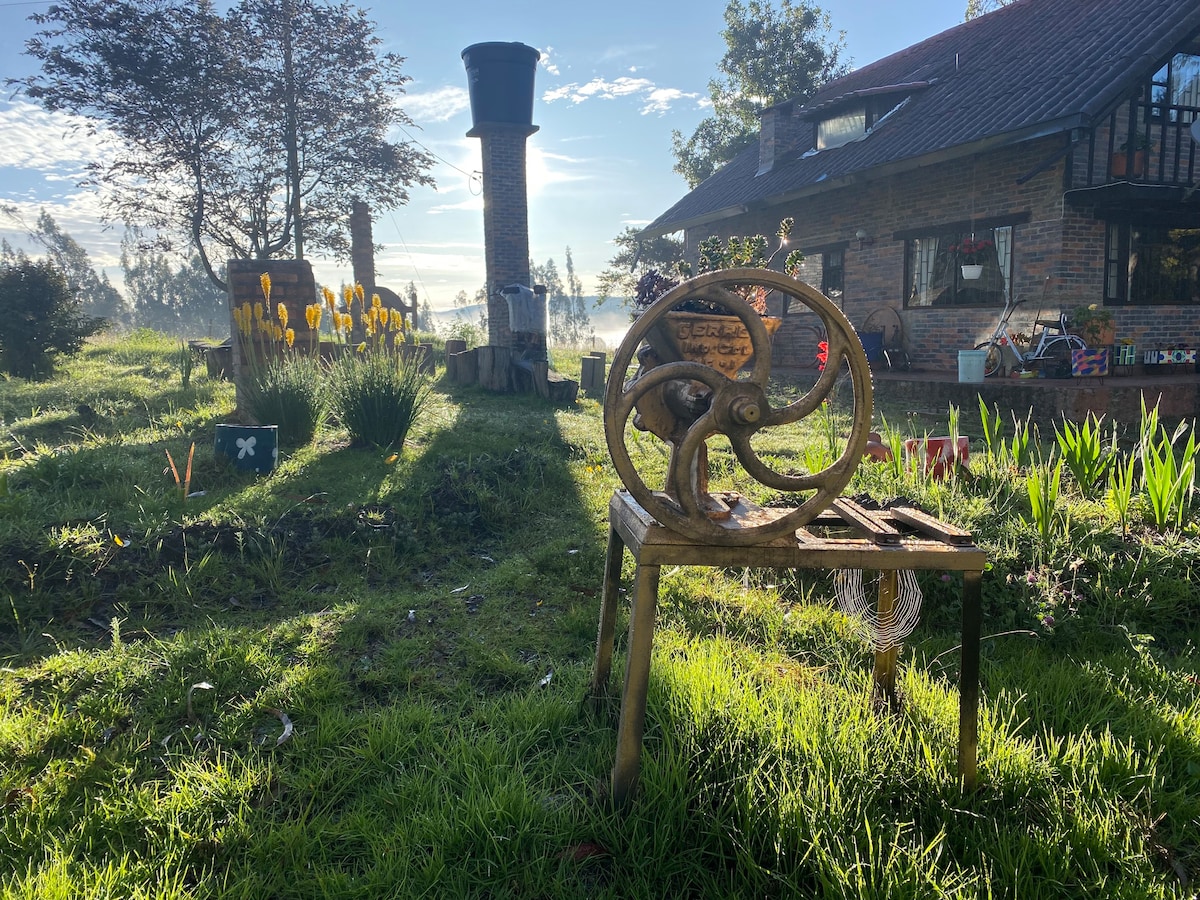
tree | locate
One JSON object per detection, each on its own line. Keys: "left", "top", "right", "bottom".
{"left": 965, "top": 0, "right": 1012, "bottom": 19}
{"left": 121, "top": 232, "right": 226, "bottom": 337}
{"left": 596, "top": 227, "right": 686, "bottom": 306}
{"left": 0, "top": 260, "right": 106, "bottom": 379}
{"left": 1, "top": 207, "right": 131, "bottom": 327}
{"left": 17, "top": 0, "right": 435, "bottom": 291}
{"left": 561, "top": 248, "right": 594, "bottom": 347}
{"left": 671, "top": 0, "right": 849, "bottom": 188}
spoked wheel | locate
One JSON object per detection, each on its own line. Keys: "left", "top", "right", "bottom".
{"left": 605, "top": 268, "right": 873, "bottom": 547}
{"left": 974, "top": 341, "right": 1004, "bottom": 377}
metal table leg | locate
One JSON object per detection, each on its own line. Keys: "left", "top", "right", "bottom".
{"left": 589, "top": 524, "right": 625, "bottom": 695}
{"left": 611, "top": 562, "right": 660, "bottom": 807}
{"left": 958, "top": 569, "right": 983, "bottom": 789}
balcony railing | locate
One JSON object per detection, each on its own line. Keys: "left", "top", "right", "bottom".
{"left": 1077, "top": 90, "right": 1199, "bottom": 189}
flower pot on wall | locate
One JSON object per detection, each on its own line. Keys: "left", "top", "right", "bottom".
{"left": 1111, "top": 150, "right": 1145, "bottom": 178}
{"left": 960, "top": 264, "right": 983, "bottom": 280}
{"left": 648, "top": 311, "right": 782, "bottom": 375}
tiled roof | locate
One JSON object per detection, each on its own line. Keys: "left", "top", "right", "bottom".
{"left": 643, "top": 0, "right": 1200, "bottom": 235}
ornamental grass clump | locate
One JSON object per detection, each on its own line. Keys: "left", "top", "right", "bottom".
{"left": 248, "top": 354, "right": 324, "bottom": 446}
{"left": 231, "top": 273, "right": 329, "bottom": 441}
{"left": 327, "top": 349, "right": 430, "bottom": 449}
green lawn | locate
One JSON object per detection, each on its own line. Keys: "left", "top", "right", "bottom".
{"left": 1, "top": 332, "right": 1198, "bottom": 898}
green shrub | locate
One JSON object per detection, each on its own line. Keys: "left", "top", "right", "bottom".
{"left": 327, "top": 349, "right": 430, "bottom": 449}
{"left": 0, "top": 260, "right": 106, "bottom": 379}
{"left": 246, "top": 354, "right": 325, "bottom": 446}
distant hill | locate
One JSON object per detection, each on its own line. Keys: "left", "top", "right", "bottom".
{"left": 429, "top": 295, "right": 633, "bottom": 350}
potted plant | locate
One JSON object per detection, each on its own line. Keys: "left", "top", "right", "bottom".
{"left": 949, "top": 236, "right": 993, "bottom": 280}
{"left": 633, "top": 220, "right": 805, "bottom": 372}
{"left": 1070, "top": 304, "right": 1116, "bottom": 347}
{"left": 1111, "top": 133, "right": 1152, "bottom": 178}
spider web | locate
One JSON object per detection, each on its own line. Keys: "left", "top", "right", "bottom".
{"left": 834, "top": 569, "right": 924, "bottom": 652}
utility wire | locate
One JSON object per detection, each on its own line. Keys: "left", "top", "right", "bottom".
{"left": 394, "top": 122, "right": 482, "bottom": 194}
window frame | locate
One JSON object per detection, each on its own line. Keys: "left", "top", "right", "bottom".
{"left": 900, "top": 220, "right": 1018, "bottom": 310}
{"left": 1104, "top": 217, "right": 1200, "bottom": 306}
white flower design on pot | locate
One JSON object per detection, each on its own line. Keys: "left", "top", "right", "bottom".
{"left": 236, "top": 436, "right": 257, "bottom": 459}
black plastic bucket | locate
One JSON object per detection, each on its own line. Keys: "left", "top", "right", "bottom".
{"left": 461, "top": 42, "right": 540, "bottom": 129}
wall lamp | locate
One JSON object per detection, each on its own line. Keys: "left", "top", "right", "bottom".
{"left": 855, "top": 229, "right": 874, "bottom": 249}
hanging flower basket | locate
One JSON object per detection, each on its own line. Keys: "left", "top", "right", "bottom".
{"left": 960, "top": 264, "right": 984, "bottom": 280}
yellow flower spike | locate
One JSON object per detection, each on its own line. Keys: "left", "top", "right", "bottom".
{"left": 276, "top": 302, "right": 288, "bottom": 330}
{"left": 372, "top": 293, "right": 381, "bottom": 308}
{"left": 356, "top": 341, "right": 367, "bottom": 352}
{"left": 260, "top": 272, "right": 271, "bottom": 303}
{"left": 354, "top": 284, "right": 365, "bottom": 304}
{"left": 285, "top": 327, "right": 295, "bottom": 348}
{"left": 384, "top": 453, "right": 399, "bottom": 465}
{"left": 343, "top": 285, "right": 354, "bottom": 307}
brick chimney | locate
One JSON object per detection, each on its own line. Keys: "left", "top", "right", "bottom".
{"left": 757, "top": 100, "right": 805, "bottom": 176}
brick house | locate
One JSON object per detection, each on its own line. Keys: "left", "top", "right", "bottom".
{"left": 640, "top": 0, "right": 1200, "bottom": 371}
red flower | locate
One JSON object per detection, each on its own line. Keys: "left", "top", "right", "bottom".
{"left": 816, "top": 341, "right": 828, "bottom": 371}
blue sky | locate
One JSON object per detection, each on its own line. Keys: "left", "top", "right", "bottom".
{"left": 0, "top": 0, "right": 968, "bottom": 313}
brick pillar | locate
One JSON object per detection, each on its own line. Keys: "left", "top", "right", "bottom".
{"left": 226, "top": 258, "right": 317, "bottom": 418}
{"left": 473, "top": 123, "right": 538, "bottom": 347}
{"left": 349, "top": 200, "right": 375, "bottom": 292}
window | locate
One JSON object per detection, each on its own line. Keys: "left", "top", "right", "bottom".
{"left": 821, "top": 249, "right": 844, "bottom": 301}
{"left": 905, "top": 225, "right": 1013, "bottom": 308}
{"left": 818, "top": 108, "right": 867, "bottom": 150}
{"left": 1105, "top": 222, "right": 1200, "bottom": 305}
{"left": 812, "top": 95, "right": 908, "bottom": 151}
{"left": 1151, "top": 53, "right": 1200, "bottom": 123}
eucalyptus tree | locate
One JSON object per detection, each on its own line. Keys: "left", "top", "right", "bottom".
{"left": 17, "top": 0, "right": 434, "bottom": 291}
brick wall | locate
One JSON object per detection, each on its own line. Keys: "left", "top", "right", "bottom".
{"left": 687, "top": 138, "right": 1200, "bottom": 371}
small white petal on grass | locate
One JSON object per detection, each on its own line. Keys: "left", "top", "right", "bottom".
{"left": 186, "top": 682, "right": 214, "bottom": 722}
{"left": 271, "top": 709, "right": 294, "bottom": 747}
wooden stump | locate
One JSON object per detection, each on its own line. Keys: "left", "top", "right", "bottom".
{"left": 581, "top": 354, "right": 606, "bottom": 391}
{"left": 477, "top": 346, "right": 513, "bottom": 392}
{"left": 451, "top": 348, "right": 479, "bottom": 384}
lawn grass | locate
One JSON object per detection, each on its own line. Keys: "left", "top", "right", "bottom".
{"left": 1, "top": 331, "right": 1198, "bottom": 898}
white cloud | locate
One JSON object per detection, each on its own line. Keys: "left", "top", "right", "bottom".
{"left": 538, "top": 46, "right": 560, "bottom": 76}
{"left": 402, "top": 86, "right": 471, "bottom": 124}
{"left": 598, "top": 44, "right": 656, "bottom": 64}
{"left": 0, "top": 101, "right": 114, "bottom": 172}
{"left": 542, "top": 77, "right": 701, "bottom": 115}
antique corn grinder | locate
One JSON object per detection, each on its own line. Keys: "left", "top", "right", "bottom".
{"left": 590, "top": 268, "right": 986, "bottom": 807}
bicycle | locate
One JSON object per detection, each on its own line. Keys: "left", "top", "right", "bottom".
{"left": 974, "top": 295, "right": 1086, "bottom": 377}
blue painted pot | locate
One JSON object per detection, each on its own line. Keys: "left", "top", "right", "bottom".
{"left": 215, "top": 424, "right": 278, "bottom": 474}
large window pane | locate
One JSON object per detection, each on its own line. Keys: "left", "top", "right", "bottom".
{"left": 906, "top": 226, "right": 1011, "bottom": 308}
{"left": 1126, "top": 225, "right": 1200, "bottom": 304}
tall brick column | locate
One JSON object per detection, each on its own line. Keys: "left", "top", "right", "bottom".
{"left": 462, "top": 42, "right": 540, "bottom": 350}
{"left": 473, "top": 123, "right": 537, "bottom": 346}
{"left": 349, "top": 200, "right": 375, "bottom": 293}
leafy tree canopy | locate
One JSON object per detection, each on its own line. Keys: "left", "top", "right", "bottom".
{"left": 15, "top": 0, "right": 435, "bottom": 291}
{"left": 671, "top": 0, "right": 849, "bottom": 188}
{"left": 596, "top": 227, "right": 685, "bottom": 306}
{"left": 964, "top": 0, "right": 1012, "bottom": 19}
